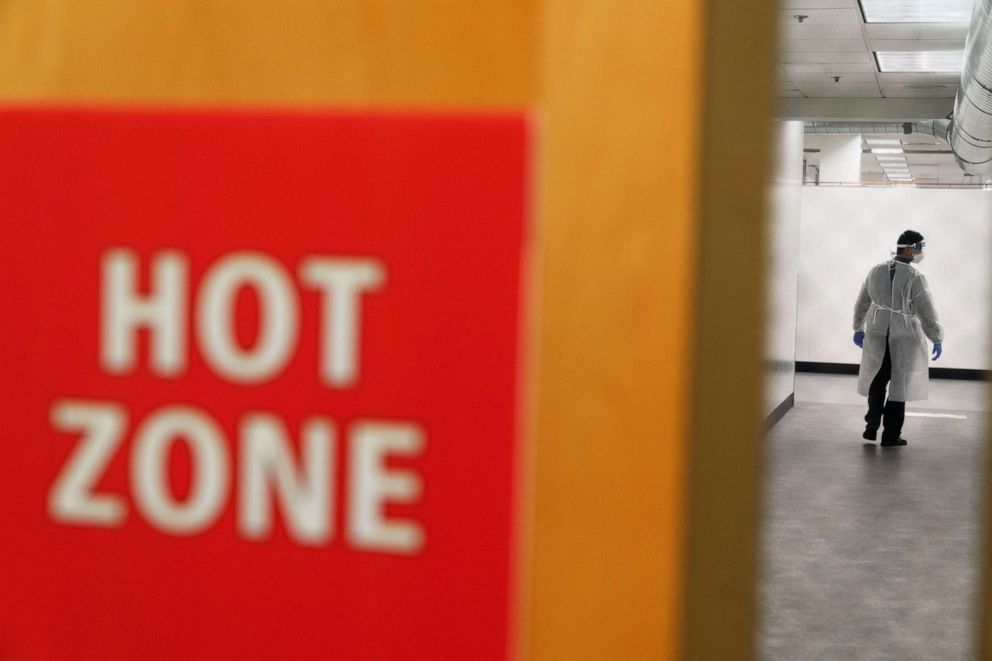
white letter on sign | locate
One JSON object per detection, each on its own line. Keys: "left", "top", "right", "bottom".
{"left": 197, "top": 252, "right": 300, "bottom": 383}
{"left": 299, "top": 258, "right": 385, "bottom": 388}
{"left": 48, "top": 400, "right": 128, "bottom": 527}
{"left": 348, "top": 421, "right": 425, "bottom": 554}
{"left": 239, "top": 414, "right": 333, "bottom": 545}
{"left": 101, "top": 249, "right": 188, "bottom": 376}
{"left": 131, "top": 406, "right": 230, "bottom": 535}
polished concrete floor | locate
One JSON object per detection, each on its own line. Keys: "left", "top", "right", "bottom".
{"left": 759, "top": 373, "right": 988, "bottom": 661}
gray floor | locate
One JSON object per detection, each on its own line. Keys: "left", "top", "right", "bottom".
{"left": 759, "top": 373, "right": 988, "bottom": 661}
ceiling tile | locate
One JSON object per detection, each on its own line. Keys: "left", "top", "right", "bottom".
{"left": 881, "top": 83, "right": 959, "bottom": 97}
{"left": 781, "top": 23, "right": 866, "bottom": 39}
{"left": 938, "top": 163, "right": 969, "bottom": 179}
{"left": 901, "top": 136, "right": 945, "bottom": 147}
{"left": 905, "top": 155, "right": 946, "bottom": 166}
{"left": 780, "top": 0, "right": 851, "bottom": 8}
{"left": 783, "top": 62, "right": 877, "bottom": 73}
{"left": 799, "top": 82, "right": 882, "bottom": 97}
{"left": 877, "top": 72, "right": 961, "bottom": 84}
{"left": 782, "top": 39, "right": 868, "bottom": 52}
{"left": 789, "top": 72, "right": 878, "bottom": 83}
{"left": 782, "top": 51, "right": 874, "bottom": 64}
{"left": 776, "top": 0, "right": 976, "bottom": 105}
{"left": 777, "top": 9, "right": 860, "bottom": 25}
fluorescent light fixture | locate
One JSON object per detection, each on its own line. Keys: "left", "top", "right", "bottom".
{"left": 872, "top": 148, "right": 905, "bottom": 154}
{"left": 865, "top": 138, "right": 902, "bottom": 146}
{"left": 876, "top": 156, "right": 907, "bottom": 162}
{"left": 860, "top": 0, "right": 974, "bottom": 23}
{"left": 876, "top": 50, "right": 965, "bottom": 73}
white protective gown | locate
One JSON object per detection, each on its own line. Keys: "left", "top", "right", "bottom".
{"left": 853, "top": 260, "right": 943, "bottom": 402}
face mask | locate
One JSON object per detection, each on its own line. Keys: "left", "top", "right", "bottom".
{"left": 913, "top": 252, "right": 925, "bottom": 264}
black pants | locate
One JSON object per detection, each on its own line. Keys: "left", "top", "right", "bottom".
{"left": 865, "top": 337, "right": 905, "bottom": 442}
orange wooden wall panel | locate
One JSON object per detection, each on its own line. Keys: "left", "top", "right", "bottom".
{"left": 527, "top": 2, "right": 703, "bottom": 658}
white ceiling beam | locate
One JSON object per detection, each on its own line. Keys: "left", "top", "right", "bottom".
{"left": 778, "top": 97, "right": 954, "bottom": 120}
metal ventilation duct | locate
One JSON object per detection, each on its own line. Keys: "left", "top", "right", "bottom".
{"left": 804, "top": 121, "right": 950, "bottom": 139}
{"left": 804, "top": 0, "right": 992, "bottom": 175}
{"left": 948, "top": 0, "right": 992, "bottom": 173}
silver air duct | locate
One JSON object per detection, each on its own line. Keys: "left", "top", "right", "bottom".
{"left": 806, "top": 121, "right": 918, "bottom": 135}
{"left": 804, "top": 0, "right": 992, "bottom": 175}
{"left": 949, "top": 0, "right": 992, "bottom": 173}
{"left": 804, "top": 121, "right": 951, "bottom": 140}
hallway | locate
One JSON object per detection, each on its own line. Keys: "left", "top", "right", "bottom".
{"left": 760, "top": 374, "right": 988, "bottom": 661}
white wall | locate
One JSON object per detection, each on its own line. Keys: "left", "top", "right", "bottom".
{"left": 797, "top": 186, "right": 992, "bottom": 370}
{"left": 765, "top": 121, "right": 805, "bottom": 416}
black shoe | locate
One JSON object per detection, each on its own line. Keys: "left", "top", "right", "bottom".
{"left": 880, "top": 437, "right": 908, "bottom": 446}
{"left": 863, "top": 429, "right": 877, "bottom": 441}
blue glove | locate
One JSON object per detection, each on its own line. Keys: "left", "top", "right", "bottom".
{"left": 853, "top": 330, "right": 865, "bottom": 348}
{"left": 932, "top": 343, "right": 942, "bottom": 360}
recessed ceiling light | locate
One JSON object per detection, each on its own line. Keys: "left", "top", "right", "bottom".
{"left": 860, "top": 0, "right": 974, "bottom": 23}
{"left": 872, "top": 148, "right": 905, "bottom": 154}
{"left": 876, "top": 50, "right": 965, "bottom": 73}
{"left": 866, "top": 138, "right": 902, "bottom": 146}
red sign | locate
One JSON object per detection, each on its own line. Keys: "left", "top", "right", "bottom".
{"left": 0, "top": 108, "right": 531, "bottom": 660}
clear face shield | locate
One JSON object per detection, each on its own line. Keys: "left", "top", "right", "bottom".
{"left": 892, "top": 240, "right": 926, "bottom": 263}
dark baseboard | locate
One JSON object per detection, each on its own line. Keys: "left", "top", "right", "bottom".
{"left": 796, "top": 361, "right": 988, "bottom": 381}
{"left": 766, "top": 393, "right": 795, "bottom": 430}
{"left": 930, "top": 367, "right": 989, "bottom": 381}
{"left": 797, "top": 361, "right": 857, "bottom": 375}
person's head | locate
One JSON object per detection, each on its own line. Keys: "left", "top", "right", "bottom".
{"left": 896, "top": 229, "right": 925, "bottom": 262}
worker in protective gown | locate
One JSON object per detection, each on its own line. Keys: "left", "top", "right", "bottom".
{"left": 852, "top": 230, "right": 943, "bottom": 446}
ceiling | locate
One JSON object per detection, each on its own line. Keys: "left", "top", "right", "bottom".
{"left": 778, "top": 0, "right": 969, "bottom": 120}
{"left": 781, "top": 0, "right": 989, "bottom": 184}
{"left": 803, "top": 133, "right": 990, "bottom": 185}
